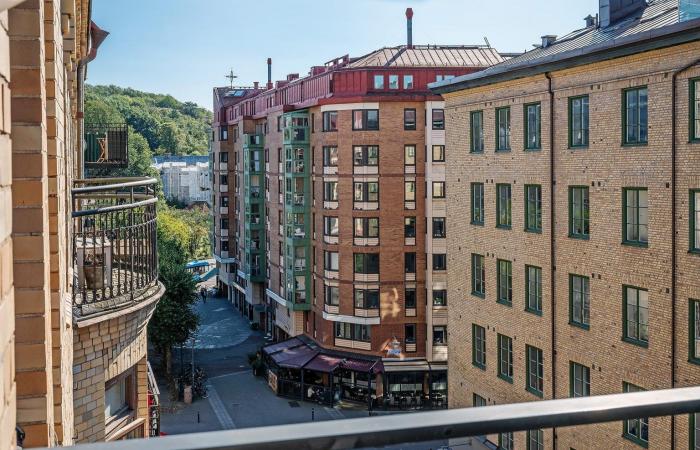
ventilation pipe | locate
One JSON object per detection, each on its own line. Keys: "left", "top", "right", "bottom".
{"left": 266, "top": 58, "right": 272, "bottom": 90}
{"left": 406, "top": 8, "right": 413, "bottom": 48}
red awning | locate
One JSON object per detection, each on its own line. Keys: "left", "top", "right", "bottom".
{"left": 263, "top": 337, "right": 304, "bottom": 356}
{"left": 339, "top": 357, "right": 383, "bottom": 374}
{"left": 304, "top": 354, "right": 342, "bottom": 373}
{"left": 272, "top": 345, "right": 318, "bottom": 369}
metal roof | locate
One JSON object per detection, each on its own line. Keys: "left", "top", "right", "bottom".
{"left": 431, "top": 0, "right": 700, "bottom": 93}
{"left": 347, "top": 44, "right": 504, "bottom": 68}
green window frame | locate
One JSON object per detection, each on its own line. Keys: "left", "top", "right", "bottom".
{"left": 689, "top": 299, "right": 700, "bottom": 365}
{"left": 623, "top": 285, "right": 649, "bottom": 347}
{"left": 526, "top": 345, "right": 544, "bottom": 397}
{"left": 496, "top": 184, "right": 512, "bottom": 229}
{"left": 525, "top": 184, "right": 542, "bottom": 232}
{"left": 690, "top": 190, "right": 700, "bottom": 253}
{"left": 471, "top": 182, "right": 484, "bottom": 225}
{"left": 470, "top": 110, "right": 484, "bottom": 153}
{"left": 497, "top": 259, "right": 512, "bottom": 306}
{"left": 497, "top": 334, "right": 513, "bottom": 383}
{"left": 473, "top": 393, "right": 486, "bottom": 407}
{"left": 569, "top": 361, "right": 590, "bottom": 398}
{"left": 496, "top": 106, "right": 511, "bottom": 151}
{"left": 691, "top": 78, "right": 700, "bottom": 142}
{"left": 623, "top": 188, "right": 648, "bottom": 246}
{"left": 527, "top": 429, "right": 544, "bottom": 450}
{"left": 472, "top": 253, "right": 485, "bottom": 298}
{"left": 622, "top": 86, "right": 648, "bottom": 145}
{"left": 526, "top": 265, "right": 542, "bottom": 315}
{"left": 569, "top": 95, "right": 589, "bottom": 148}
{"left": 524, "top": 102, "right": 541, "bottom": 150}
{"left": 623, "top": 382, "right": 649, "bottom": 447}
{"left": 691, "top": 412, "right": 700, "bottom": 450}
{"left": 499, "top": 432, "right": 514, "bottom": 450}
{"left": 569, "top": 186, "right": 590, "bottom": 239}
{"left": 472, "top": 324, "right": 486, "bottom": 369}
{"left": 569, "top": 274, "right": 590, "bottom": 329}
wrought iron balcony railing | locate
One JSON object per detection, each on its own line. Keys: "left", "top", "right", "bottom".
{"left": 84, "top": 123, "right": 129, "bottom": 168}
{"left": 71, "top": 177, "right": 159, "bottom": 318}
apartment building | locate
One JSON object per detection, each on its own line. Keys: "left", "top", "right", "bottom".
{"left": 211, "top": 10, "right": 504, "bottom": 406}
{"left": 431, "top": 0, "right": 700, "bottom": 448}
{"left": 154, "top": 155, "right": 211, "bottom": 205}
{"left": 0, "top": 0, "right": 163, "bottom": 448}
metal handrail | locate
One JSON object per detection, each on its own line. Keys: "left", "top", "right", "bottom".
{"left": 72, "top": 177, "right": 158, "bottom": 194}
{"left": 55, "top": 386, "right": 700, "bottom": 450}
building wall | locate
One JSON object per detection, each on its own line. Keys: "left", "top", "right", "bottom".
{"left": 444, "top": 40, "right": 700, "bottom": 449}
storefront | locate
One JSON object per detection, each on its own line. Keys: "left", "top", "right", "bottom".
{"left": 382, "top": 360, "right": 447, "bottom": 410}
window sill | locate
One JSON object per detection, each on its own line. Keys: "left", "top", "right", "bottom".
{"left": 404, "top": 127, "right": 417, "bottom": 131}
{"left": 621, "top": 142, "right": 648, "bottom": 148}
{"left": 688, "top": 248, "right": 700, "bottom": 255}
{"left": 524, "top": 228, "right": 542, "bottom": 234}
{"left": 471, "top": 291, "right": 486, "bottom": 299}
{"left": 322, "top": 130, "right": 337, "bottom": 133}
{"left": 496, "top": 299, "right": 512, "bottom": 307}
{"left": 526, "top": 386, "right": 544, "bottom": 398}
{"left": 469, "top": 150, "right": 484, "bottom": 154}
{"left": 568, "top": 145, "right": 589, "bottom": 150}
{"left": 497, "top": 374, "right": 513, "bottom": 384}
{"left": 495, "top": 149, "right": 511, "bottom": 153}
{"left": 569, "top": 321, "right": 590, "bottom": 331}
{"left": 622, "top": 337, "right": 649, "bottom": 348}
{"left": 496, "top": 225, "right": 512, "bottom": 230}
{"left": 568, "top": 234, "right": 590, "bottom": 240}
{"left": 688, "top": 357, "right": 700, "bottom": 366}
{"left": 525, "top": 308, "right": 543, "bottom": 317}
{"left": 689, "top": 138, "right": 700, "bottom": 144}
{"left": 472, "top": 362, "right": 486, "bottom": 371}
{"left": 524, "top": 147, "right": 541, "bottom": 152}
{"left": 471, "top": 221, "right": 484, "bottom": 226}
{"left": 622, "top": 433, "right": 649, "bottom": 448}
{"left": 622, "top": 240, "right": 648, "bottom": 248}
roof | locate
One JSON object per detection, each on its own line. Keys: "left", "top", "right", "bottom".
{"left": 213, "top": 86, "right": 261, "bottom": 108}
{"left": 153, "top": 155, "right": 208, "bottom": 166}
{"left": 431, "top": 0, "right": 700, "bottom": 93}
{"left": 347, "top": 44, "right": 504, "bottom": 68}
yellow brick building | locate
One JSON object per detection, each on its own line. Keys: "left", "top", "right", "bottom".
{"left": 432, "top": 1, "right": 700, "bottom": 449}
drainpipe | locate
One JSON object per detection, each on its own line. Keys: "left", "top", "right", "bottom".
{"left": 77, "top": 59, "right": 86, "bottom": 179}
{"left": 670, "top": 55, "right": 700, "bottom": 450}
{"left": 545, "top": 71, "right": 556, "bottom": 449}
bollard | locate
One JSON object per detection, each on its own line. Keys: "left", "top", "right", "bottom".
{"left": 312, "top": 407, "right": 315, "bottom": 421}
{"left": 197, "top": 411, "right": 200, "bottom": 423}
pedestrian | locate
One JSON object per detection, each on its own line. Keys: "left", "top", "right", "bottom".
{"left": 201, "top": 287, "right": 206, "bottom": 304}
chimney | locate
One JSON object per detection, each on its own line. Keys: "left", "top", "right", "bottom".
{"left": 253, "top": 81, "right": 259, "bottom": 89}
{"left": 405, "top": 8, "right": 413, "bottom": 49}
{"left": 584, "top": 14, "right": 596, "bottom": 27}
{"left": 541, "top": 35, "right": 557, "bottom": 48}
{"left": 599, "top": 0, "right": 646, "bottom": 28}
{"left": 266, "top": 58, "right": 273, "bottom": 90}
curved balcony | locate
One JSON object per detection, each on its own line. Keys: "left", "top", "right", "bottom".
{"left": 71, "top": 177, "right": 161, "bottom": 319}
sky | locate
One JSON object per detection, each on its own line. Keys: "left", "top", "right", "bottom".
{"left": 89, "top": 0, "right": 598, "bottom": 110}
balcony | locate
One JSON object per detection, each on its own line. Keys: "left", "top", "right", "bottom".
{"left": 71, "top": 177, "right": 161, "bottom": 318}
{"left": 84, "top": 123, "right": 129, "bottom": 168}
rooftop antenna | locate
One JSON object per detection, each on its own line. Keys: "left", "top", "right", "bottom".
{"left": 483, "top": 36, "right": 491, "bottom": 48}
{"left": 225, "top": 68, "right": 237, "bottom": 89}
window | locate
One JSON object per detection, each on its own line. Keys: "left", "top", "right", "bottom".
{"left": 623, "top": 285, "right": 649, "bottom": 346}
{"left": 323, "top": 146, "right": 338, "bottom": 167}
{"left": 353, "top": 145, "right": 379, "bottom": 166}
{"left": 403, "top": 75, "right": 414, "bottom": 89}
{"left": 404, "top": 145, "right": 416, "bottom": 165}
{"left": 471, "top": 183, "right": 484, "bottom": 225}
{"left": 220, "top": 174, "right": 228, "bottom": 185}
{"left": 472, "top": 254, "right": 485, "bottom": 297}
{"left": 220, "top": 152, "right": 228, "bottom": 163}
{"left": 496, "top": 106, "right": 511, "bottom": 151}
{"left": 497, "top": 259, "right": 512, "bottom": 306}
{"left": 373, "top": 75, "right": 384, "bottom": 90}
{"left": 322, "top": 111, "right": 338, "bottom": 132}
{"left": 524, "top": 102, "right": 541, "bottom": 150}
{"left": 325, "top": 285, "right": 339, "bottom": 306}
{"left": 496, "top": 184, "right": 512, "bottom": 228}
{"left": 352, "top": 109, "right": 379, "bottom": 131}
{"left": 690, "top": 299, "right": 700, "bottom": 364}
{"left": 432, "top": 109, "right": 445, "bottom": 130}
{"left": 221, "top": 240, "right": 229, "bottom": 252}
{"left": 470, "top": 110, "right": 484, "bottom": 153}
{"left": 569, "top": 95, "right": 589, "bottom": 147}
{"left": 405, "top": 324, "right": 416, "bottom": 344}
{"left": 433, "top": 326, "right": 447, "bottom": 345}
{"left": 692, "top": 79, "right": 700, "bottom": 141}
{"left": 432, "top": 253, "right": 446, "bottom": 271}
{"left": 499, "top": 432, "right": 514, "bottom": 450}
{"left": 404, "top": 217, "right": 416, "bottom": 238}
{"left": 404, "top": 109, "right": 417, "bottom": 130}
{"left": 432, "top": 145, "right": 445, "bottom": 162}
{"left": 527, "top": 346, "right": 544, "bottom": 397}
{"left": 335, "top": 322, "right": 371, "bottom": 342}
{"left": 105, "top": 375, "right": 132, "bottom": 420}
{"left": 527, "top": 429, "right": 544, "bottom": 450}
{"left": 405, "top": 181, "right": 416, "bottom": 201}
{"left": 354, "top": 289, "right": 379, "bottom": 309}
{"left": 354, "top": 217, "right": 379, "bottom": 238}
{"left": 405, "top": 288, "right": 416, "bottom": 309}
{"left": 354, "top": 182, "right": 379, "bottom": 203}
{"left": 472, "top": 324, "right": 486, "bottom": 369}
{"left": 473, "top": 393, "right": 486, "bottom": 407}
{"left": 388, "top": 74, "right": 399, "bottom": 89}
{"left": 220, "top": 126, "right": 228, "bottom": 141}
{"left": 621, "top": 382, "right": 649, "bottom": 446}
{"left": 525, "top": 184, "right": 542, "bottom": 232}
{"left": 432, "top": 217, "right": 446, "bottom": 238}
{"left": 324, "top": 216, "right": 339, "bottom": 237}
{"left": 432, "top": 181, "right": 445, "bottom": 198}
{"left": 570, "top": 361, "right": 590, "bottom": 397}
{"left": 623, "top": 86, "right": 648, "bottom": 145}
{"left": 324, "top": 181, "right": 338, "bottom": 201}
{"left": 354, "top": 253, "right": 379, "bottom": 274}
{"left": 220, "top": 195, "right": 229, "bottom": 207}
{"left": 692, "top": 413, "right": 700, "bottom": 450}
{"left": 691, "top": 190, "right": 700, "bottom": 252}
{"left": 324, "top": 251, "right": 339, "bottom": 272}
{"left": 569, "top": 186, "right": 590, "bottom": 238}
{"left": 569, "top": 274, "right": 590, "bottom": 329}
{"left": 526, "top": 265, "right": 542, "bottom": 315}
{"left": 404, "top": 252, "right": 416, "bottom": 274}
{"left": 498, "top": 334, "right": 513, "bottom": 382}
{"left": 623, "top": 188, "right": 648, "bottom": 246}
{"left": 220, "top": 218, "right": 229, "bottom": 230}
{"left": 433, "top": 290, "right": 447, "bottom": 307}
